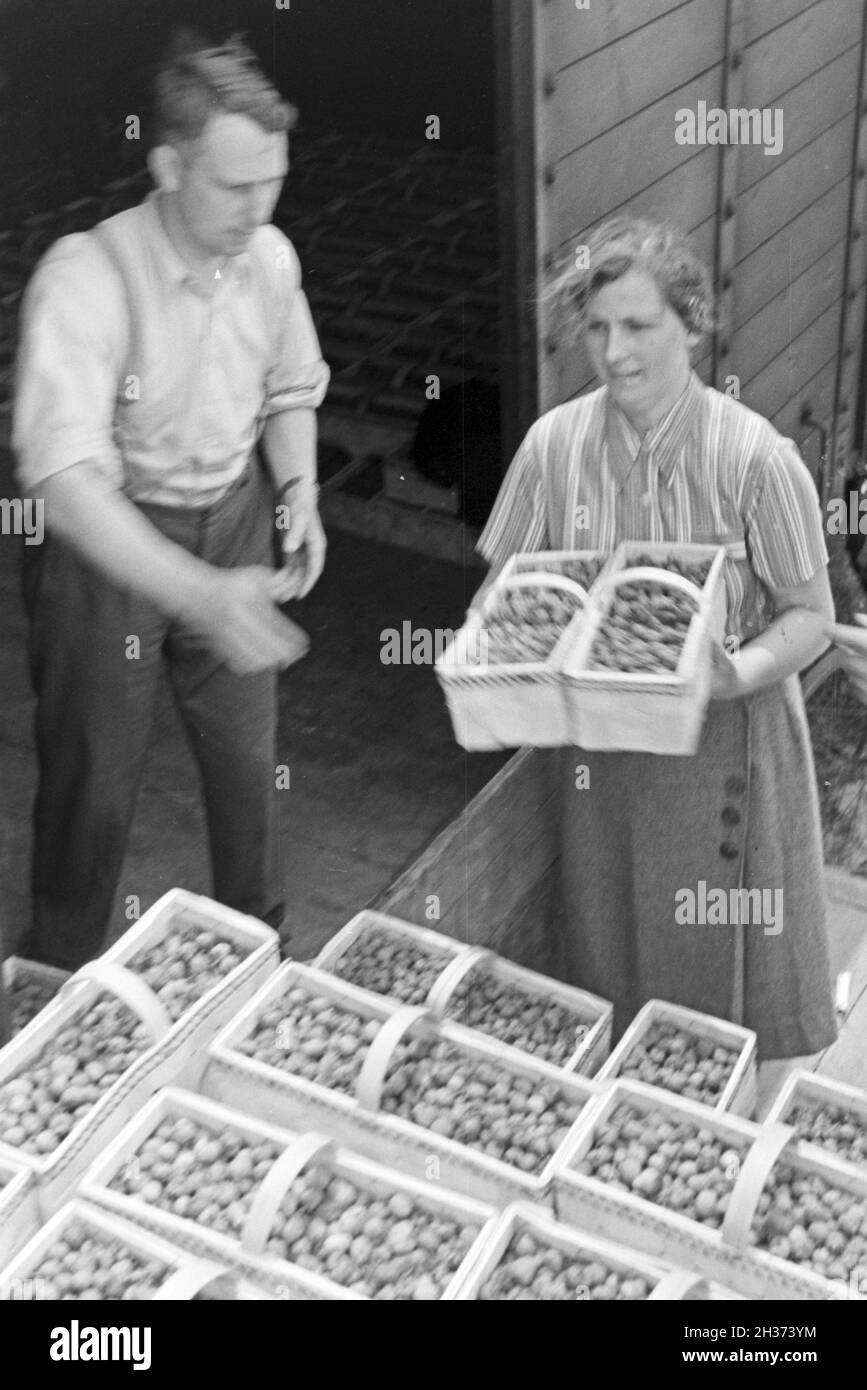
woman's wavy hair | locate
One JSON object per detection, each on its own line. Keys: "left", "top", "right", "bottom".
{"left": 152, "top": 28, "right": 297, "bottom": 147}
{"left": 545, "top": 215, "right": 718, "bottom": 343}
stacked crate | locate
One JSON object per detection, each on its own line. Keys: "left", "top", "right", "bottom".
{"left": 0, "top": 130, "right": 498, "bottom": 468}
{"left": 4, "top": 891, "right": 863, "bottom": 1301}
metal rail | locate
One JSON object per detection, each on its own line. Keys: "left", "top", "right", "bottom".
{"left": 712, "top": 0, "right": 748, "bottom": 391}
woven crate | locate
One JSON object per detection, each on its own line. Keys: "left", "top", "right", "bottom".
{"left": 765, "top": 1071, "right": 867, "bottom": 1178}
{"left": 561, "top": 542, "right": 727, "bottom": 755}
{"left": 1, "top": 958, "right": 70, "bottom": 1037}
{"left": 550, "top": 1079, "right": 867, "bottom": 1300}
{"left": 200, "top": 964, "right": 600, "bottom": 1207}
{"left": 594, "top": 999, "right": 757, "bottom": 1116}
{"left": 82, "top": 1086, "right": 498, "bottom": 1300}
{"left": 0, "top": 1199, "right": 245, "bottom": 1300}
{"left": 426, "top": 947, "right": 612, "bottom": 1076}
{"left": 435, "top": 551, "right": 606, "bottom": 750}
{"left": 449, "top": 1200, "right": 719, "bottom": 1300}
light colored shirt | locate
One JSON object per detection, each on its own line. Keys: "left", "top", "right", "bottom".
{"left": 477, "top": 372, "right": 828, "bottom": 644}
{"left": 13, "top": 192, "right": 330, "bottom": 507}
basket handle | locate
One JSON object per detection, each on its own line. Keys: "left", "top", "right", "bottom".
{"left": 241, "top": 1132, "right": 336, "bottom": 1256}
{"left": 60, "top": 959, "right": 172, "bottom": 1042}
{"left": 491, "top": 571, "right": 589, "bottom": 605}
{"left": 355, "top": 1004, "right": 437, "bottom": 1111}
{"left": 426, "top": 946, "right": 494, "bottom": 1017}
{"left": 589, "top": 565, "right": 706, "bottom": 610}
{"left": 721, "top": 1121, "right": 796, "bottom": 1251}
{"left": 648, "top": 1269, "right": 709, "bottom": 1300}
{"left": 153, "top": 1256, "right": 236, "bottom": 1301}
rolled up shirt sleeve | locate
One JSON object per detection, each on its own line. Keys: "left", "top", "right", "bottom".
{"left": 12, "top": 235, "right": 127, "bottom": 494}
{"left": 745, "top": 437, "right": 829, "bottom": 591}
{"left": 262, "top": 230, "right": 330, "bottom": 415}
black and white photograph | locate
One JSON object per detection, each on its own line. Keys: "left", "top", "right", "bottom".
{"left": 0, "top": 0, "right": 866, "bottom": 1344}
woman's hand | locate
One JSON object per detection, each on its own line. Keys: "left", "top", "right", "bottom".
{"left": 827, "top": 615, "right": 867, "bottom": 702}
{"left": 708, "top": 641, "right": 748, "bottom": 700}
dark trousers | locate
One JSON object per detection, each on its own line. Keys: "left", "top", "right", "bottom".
{"left": 21, "top": 460, "right": 285, "bottom": 969}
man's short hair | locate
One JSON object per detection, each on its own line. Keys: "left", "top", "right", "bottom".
{"left": 152, "top": 29, "right": 297, "bottom": 146}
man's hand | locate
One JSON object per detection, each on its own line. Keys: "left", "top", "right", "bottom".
{"left": 274, "top": 480, "right": 326, "bottom": 601}
{"left": 828, "top": 615, "right": 867, "bottom": 702}
{"left": 33, "top": 464, "right": 310, "bottom": 675}
{"left": 180, "top": 566, "right": 310, "bottom": 675}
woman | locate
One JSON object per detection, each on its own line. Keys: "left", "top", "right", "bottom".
{"left": 477, "top": 216, "right": 837, "bottom": 1060}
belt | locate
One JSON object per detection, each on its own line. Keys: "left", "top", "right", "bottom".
{"left": 130, "top": 453, "right": 259, "bottom": 518}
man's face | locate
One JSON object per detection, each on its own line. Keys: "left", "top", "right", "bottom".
{"left": 175, "top": 111, "right": 288, "bottom": 259}
{"left": 585, "top": 268, "right": 695, "bottom": 428}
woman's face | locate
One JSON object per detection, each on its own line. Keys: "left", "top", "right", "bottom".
{"left": 585, "top": 268, "right": 697, "bottom": 429}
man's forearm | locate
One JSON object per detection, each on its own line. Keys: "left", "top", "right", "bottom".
{"left": 34, "top": 463, "right": 214, "bottom": 619}
{"left": 261, "top": 408, "right": 318, "bottom": 493}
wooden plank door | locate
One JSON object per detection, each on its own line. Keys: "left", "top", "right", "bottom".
{"left": 498, "top": 0, "right": 867, "bottom": 496}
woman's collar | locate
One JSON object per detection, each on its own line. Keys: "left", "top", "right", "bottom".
{"left": 605, "top": 371, "right": 703, "bottom": 487}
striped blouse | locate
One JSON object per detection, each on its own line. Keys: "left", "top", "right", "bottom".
{"left": 477, "top": 372, "right": 828, "bottom": 644}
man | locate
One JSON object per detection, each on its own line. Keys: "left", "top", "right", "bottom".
{"left": 13, "top": 31, "right": 329, "bottom": 967}
{"left": 830, "top": 615, "right": 867, "bottom": 702}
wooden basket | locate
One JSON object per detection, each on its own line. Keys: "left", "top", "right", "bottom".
{"left": 508, "top": 551, "right": 610, "bottom": 586}
{"left": 79, "top": 1087, "right": 351, "bottom": 1301}
{"left": 606, "top": 541, "right": 727, "bottom": 643}
{"left": 97, "top": 889, "right": 280, "bottom": 1089}
{"left": 550, "top": 1079, "right": 867, "bottom": 1300}
{"left": 426, "top": 947, "right": 612, "bottom": 1076}
{"left": 765, "top": 1070, "right": 867, "bottom": 1178}
{"left": 0, "top": 1157, "right": 40, "bottom": 1268}
{"left": 449, "top": 1200, "right": 718, "bottom": 1300}
{"left": 81, "top": 1086, "right": 498, "bottom": 1301}
{"left": 315, "top": 910, "right": 613, "bottom": 1075}
{"left": 593, "top": 999, "right": 757, "bottom": 1116}
{"left": 561, "top": 542, "right": 727, "bottom": 755}
{"left": 313, "top": 909, "right": 468, "bottom": 1005}
{"left": 0, "top": 1199, "right": 241, "bottom": 1301}
{"left": 435, "top": 555, "right": 602, "bottom": 750}
{"left": 0, "top": 960, "right": 198, "bottom": 1216}
{"left": 1, "top": 958, "right": 70, "bottom": 1037}
{"left": 200, "top": 964, "right": 600, "bottom": 1206}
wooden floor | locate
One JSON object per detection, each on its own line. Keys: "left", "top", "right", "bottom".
{"left": 0, "top": 444, "right": 506, "bottom": 965}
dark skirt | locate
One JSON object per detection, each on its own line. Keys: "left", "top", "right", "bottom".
{"left": 558, "top": 676, "right": 837, "bottom": 1060}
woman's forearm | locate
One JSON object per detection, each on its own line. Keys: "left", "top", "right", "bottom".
{"left": 733, "top": 607, "right": 830, "bottom": 694}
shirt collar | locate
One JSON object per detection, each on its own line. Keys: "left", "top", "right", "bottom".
{"left": 606, "top": 370, "right": 703, "bottom": 488}
{"left": 143, "top": 191, "right": 252, "bottom": 293}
